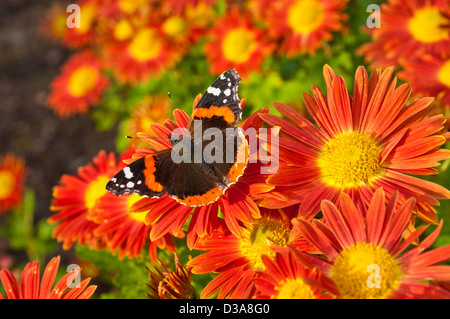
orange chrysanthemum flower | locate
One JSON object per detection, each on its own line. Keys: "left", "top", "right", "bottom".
{"left": 186, "top": 207, "right": 316, "bottom": 299}
{"left": 163, "top": 0, "right": 217, "bottom": 14}
{"left": 0, "top": 256, "right": 96, "bottom": 299}
{"left": 128, "top": 102, "right": 273, "bottom": 248}
{"left": 90, "top": 192, "right": 179, "bottom": 261}
{"left": 39, "top": 2, "right": 70, "bottom": 43}
{"left": 254, "top": 247, "right": 337, "bottom": 299}
{"left": 260, "top": 65, "right": 450, "bottom": 226}
{"left": 47, "top": 50, "right": 110, "bottom": 118}
{"left": 123, "top": 95, "right": 171, "bottom": 148}
{"left": 0, "top": 154, "right": 26, "bottom": 214}
{"left": 266, "top": 0, "right": 347, "bottom": 56}
{"left": 398, "top": 52, "right": 450, "bottom": 110}
{"left": 103, "top": 24, "right": 179, "bottom": 84}
{"left": 146, "top": 254, "right": 196, "bottom": 299}
{"left": 294, "top": 188, "right": 450, "bottom": 299}
{"left": 204, "top": 8, "right": 274, "bottom": 77}
{"left": 48, "top": 148, "right": 134, "bottom": 250}
{"left": 358, "top": 0, "right": 450, "bottom": 68}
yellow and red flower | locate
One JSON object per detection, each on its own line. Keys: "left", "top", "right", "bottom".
{"left": 0, "top": 154, "right": 26, "bottom": 214}
{"left": 186, "top": 206, "right": 316, "bottom": 299}
{"left": 103, "top": 24, "right": 179, "bottom": 84}
{"left": 265, "top": 0, "right": 348, "bottom": 56}
{"left": 294, "top": 188, "right": 450, "bottom": 299}
{"left": 398, "top": 52, "right": 450, "bottom": 110}
{"left": 48, "top": 148, "right": 134, "bottom": 250}
{"left": 90, "top": 192, "right": 179, "bottom": 261}
{"left": 163, "top": 0, "right": 217, "bottom": 14}
{"left": 127, "top": 100, "right": 273, "bottom": 248}
{"left": 122, "top": 95, "right": 172, "bottom": 148}
{"left": 358, "top": 0, "right": 450, "bottom": 68}
{"left": 260, "top": 65, "right": 450, "bottom": 227}
{"left": 39, "top": 2, "right": 70, "bottom": 43}
{"left": 254, "top": 247, "right": 337, "bottom": 299}
{"left": 203, "top": 8, "right": 274, "bottom": 77}
{"left": 146, "top": 254, "right": 196, "bottom": 299}
{"left": 0, "top": 256, "right": 96, "bottom": 299}
{"left": 47, "top": 50, "right": 110, "bottom": 118}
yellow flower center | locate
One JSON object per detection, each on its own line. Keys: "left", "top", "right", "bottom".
{"left": 438, "top": 59, "right": 450, "bottom": 87}
{"left": 114, "top": 18, "right": 134, "bottom": 41}
{"left": 76, "top": 4, "right": 96, "bottom": 34}
{"left": 51, "top": 13, "right": 68, "bottom": 38}
{"left": 128, "top": 28, "right": 162, "bottom": 62}
{"left": 68, "top": 66, "right": 99, "bottom": 98}
{"left": 84, "top": 175, "right": 110, "bottom": 211}
{"left": 162, "top": 16, "right": 188, "bottom": 39}
{"left": 408, "top": 6, "right": 450, "bottom": 43}
{"left": 318, "top": 131, "right": 382, "bottom": 189}
{"left": 222, "top": 28, "right": 257, "bottom": 64}
{"left": 287, "top": 0, "right": 325, "bottom": 34}
{"left": 0, "top": 171, "right": 15, "bottom": 200}
{"left": 275, "top": 278, "right": 316, "bottom": 299}
{"left": 239, "top": 217, "right": 290, "bottom": 270}
{"left": 126, "top": 194, "right": 148, "bottom": 223}
{"left": 330, "top": 242, "right": 403, "bottom": 299}
{"left": 118, "top": 0, "right": 148, "bottom": 14}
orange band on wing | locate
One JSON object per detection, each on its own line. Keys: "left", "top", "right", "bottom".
{"left": 144, "top": 155, "right": 164, "bottom": 192}
{"left": 193, "top": 106, "right": 235, "bottom": 124}
{"left": 172, "top": 185, "right": 225, "bottom": 207}
{"left": 227, "top": 133, "right": 249, "bottom": 184}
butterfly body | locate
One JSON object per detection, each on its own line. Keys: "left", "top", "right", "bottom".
{"left": 106, "top": 69, "right": 249, "bottom": 207}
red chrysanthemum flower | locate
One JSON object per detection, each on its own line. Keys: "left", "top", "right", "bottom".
{"left": 203, "top": 7, "right": 274, "bottom": 77}
{"left": 90, "top": 192, "right": 179, "bottom": 261}
{"left": 47, "top": 50, "right": 110, "bottom": 118}
{"left": 163, "top": 0, "right": 217, "bottom": 14}
{"left": 294, "top": 188, "right": 450, "bottom": 299}
{"left": 122, "top": 95, "right": 171, "bottom": 148}
{"left": 358, "top": 0, "right": 450, "bottom": 68}
{"left": 0, "top": 256, "right": 96, "bottom": 299}
{"left": 146, "top": 254, "right": 196, "bottom": 299}
{"left": 260, "top": 65, "right": 450, "bottom": 227}
{"left": 265, "top": 0, "right": 348, "bottom": 56}
{"left": 103, "top": 24, "right": 179, "bottom": 84}
{"left": 186, "top": 206, "right": 318, "bottom": 299}
{"left": 39, "top": 2, "right": 70, "bottom": 43}
{"left": 0, "top": 154, "right": 26, "bottom": 214}
{"left": 128, "top": 100, "right": 273, "bottom": 248}
{"left": 254, "top": 247, "right": 337, "bottom": 299}
{"left": 48, "top": 148, "right": 134, "bottom": 250}
{"left": 398, "top": 52, "right": 450, "bottom": 110}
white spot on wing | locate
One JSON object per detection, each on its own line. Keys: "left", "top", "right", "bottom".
{"left": 224, "top": 88, "right": 231, "bottom": 96}
{"left": 126, "top": 181, "right": 134, "bottom": 188}
{"left": 207, "top": 86, "right": 221, "bottom": 96}
{"left": 123, "top": 167, "right": 133, "bottom": 179}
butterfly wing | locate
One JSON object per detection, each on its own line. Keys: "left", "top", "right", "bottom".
{"left": 106, "top": 150, "right": 170, "bottom": 198}
{"left": 188, "top": 68, "right": 242, "bottom": 132}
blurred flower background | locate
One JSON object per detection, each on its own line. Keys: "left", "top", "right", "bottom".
{"left": 0, "top": 0, "right": 449, "bottom": 299}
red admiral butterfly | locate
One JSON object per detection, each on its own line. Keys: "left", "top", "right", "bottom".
{"left": 106, "top": 69, "right": 249, "bottom": 207}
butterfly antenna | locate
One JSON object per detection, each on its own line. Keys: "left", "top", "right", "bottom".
{"left": 168, "top": 92, "right": 176, "bottom": 139}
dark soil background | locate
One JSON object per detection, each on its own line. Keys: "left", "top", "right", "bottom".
{"left": 0, "top": 1, "right": 117, "bottom": 264}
